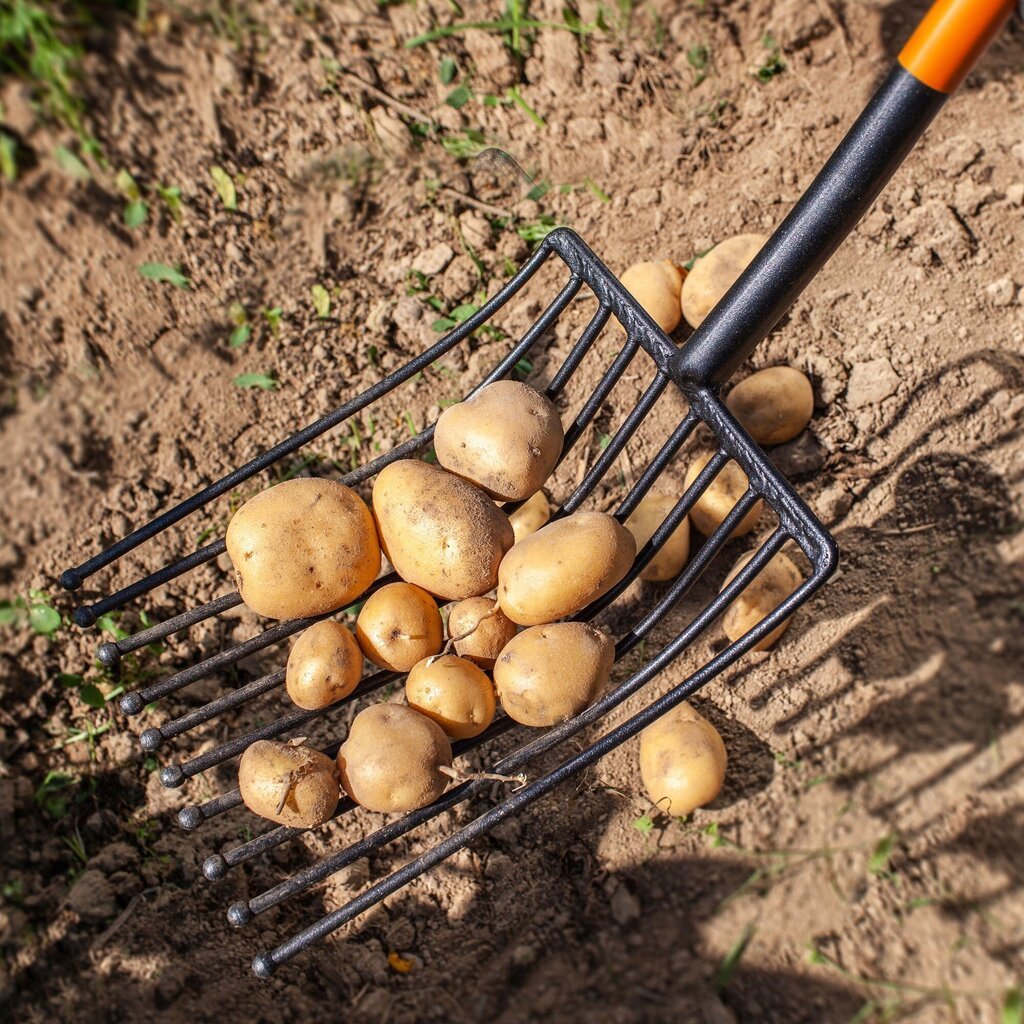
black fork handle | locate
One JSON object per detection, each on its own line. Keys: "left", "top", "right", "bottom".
{"left": 673, "top": 0, "right": 1016, "bottom": 387}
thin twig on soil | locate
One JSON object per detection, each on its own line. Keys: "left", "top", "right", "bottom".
{"left": 340, "top": 70, "right": 434, "bottom": 128}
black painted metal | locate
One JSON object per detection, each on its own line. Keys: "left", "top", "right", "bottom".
{"left": 673, "top": 65, "right": 947, "bottom": 386}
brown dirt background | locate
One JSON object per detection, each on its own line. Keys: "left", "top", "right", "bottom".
{"left": 1, "top": 1, "right": 1023, "bottom": 1022}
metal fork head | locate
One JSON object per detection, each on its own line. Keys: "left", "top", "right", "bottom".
{"left": 60, "top": 227, "right": 838, "bottom": 976}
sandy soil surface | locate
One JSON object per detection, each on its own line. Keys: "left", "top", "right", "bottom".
{"left": 1, "top": 2, "right": 1023, "bottom": 1022}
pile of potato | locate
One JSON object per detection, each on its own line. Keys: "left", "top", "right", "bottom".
{"left": 229, "top": 237, "right": 821, "bottom": 827}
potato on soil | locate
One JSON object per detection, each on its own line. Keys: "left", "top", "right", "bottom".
{"left": 405, "top": 654, "right": 496, "bottom": 739}
{"left": 509, "top": 489, "right": 551, "bottom": 544}
{"left": 493, "top": 622, "right": 614, "bottom": 726}
{"left": 286, "top": 620, "right": 363, "bottom": 710}
{"left": 372, "top": 460, "right": 514, "bottom": 600}
{"left": 625, "top": 493, "right": 691, "bottom": 583}
{"left": 620, "top": 260, "right": 684, "bottom": 334}
{"left": 721, "top": 549, "right": 802, "bottom": 651}
{"left": 434, "top": 380, "right": 564, "bottom": 502}
{"left": 726, "top": 366, "right": 814, "bottom": 445}
{"left": 448, "top": 597, "right": 517, "bottom": 669}
{"left": 225, "top": 478, "right": 380, "bottom": 620}
{"left": 683, "top": 453, "right": 762, "bottom": 537}
{"left": 355, "top": 582, "right": 443, "bottom": 672}
{"left": 680, "top": 233, "right": 768, "bottom": 329}
{"left": 337, "top": 704, "right": 452, "bottom": 813}
{"left": 497, "top": 510, "right": 636, "bottom": 626}
{"left": 639, "top": 703, "right": 726, "bottom": 815}
{"left": 238, "top": 739, "right": 339, "bottom": 828}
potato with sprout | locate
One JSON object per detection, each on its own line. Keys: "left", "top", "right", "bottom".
{"left": 355, "top": 582, "right": 442, "bottom": 672}
{"left": 447, "top": 597, "right": 517, "bottom": 669}
{"left": 405, "top": 654, "right": 496, "bottom": 739}
{"left": 238, "top": 740, "right": 339, "bottom": 827}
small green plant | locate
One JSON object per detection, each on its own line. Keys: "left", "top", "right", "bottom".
{"left": 310, "top": 283, "right": 330, "bottom": 319}
{"left": 754, "top": 34, "right": 786, "bottom": 82}
{"left": 438, "top": 57, "right": 457, "bottom": 84}
{"left": 115, "top": 168, "right": 147, "bottom": 228}
{"left": 262, "top": 305, "right": 283, "bottom": 334}
{"left": 234, "top": 372, "right": 278, "bottom": 390}
{"left": 155, "top": 183, "right": 183, "bottom": 222}
{"left": 516, "top": 213, "right": 557, "bottom": 245}
{"left": 1, "top": 590, "right": 61, "bottom": 634}
{"left": 139, "top": 262, "right": 192, "bottom": 289}
{"left": 0, "top": 125, "right": 17, "bottom": 182}
{"left": 210, "top": 164, "right": 237, "bottom": 210}
{"left": 714, "top": 923, "right": 755, "bottom": 992}
{"left": 33, "top": 769, "right": 76, "bottom": 820}
{"left": 53, "top": 142, "right": 89, "bottom": 179}
{"left": 687, "top": 42, "right": 709, "bottom": 84}
{"left": 227, "top": 300, "right": 250, "bottom": 347}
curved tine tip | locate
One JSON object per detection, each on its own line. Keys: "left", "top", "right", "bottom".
{"left": 119, "top": 691, "right": 145, "bottom": 715}
{"left": 139, "top": 728, "right": 164, "bottom": 752}
{"left": 73, "top": 606, "right": 97, "bottom": 628}
{"left": 59, "top": 569, "right": 82, "bottom": 591}
{"left": 227, "top": 903, "right": 252, "bottom": 928}
{"left": 159, "top": 764, "right": 186, "bottom": 789}
{"left": 97, "top": 642, "right": 122, "bottom": 668}
{"left": 203, "top": 854, "right": 228, "bottom": 880}
{"left": 177, "top": 806, "right": 205, "bottom": 831}
{"left": 252, "top": 953, "right": 276, "bottom": 979}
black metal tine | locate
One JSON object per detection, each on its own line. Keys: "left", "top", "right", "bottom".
{"left": 98, "top": 592, "right": 243, "bottom": 670}
{"left": 584, "top": 449, "right": 732, "bottom": 620}
{"left": 563, "top": 371, "right": 670, "bottom": 515}
{"left": 558, "top": 339, "right": 640, "bottom": 465}
{"left": 59, "top": 242, "right": 563, "bottom": 593}
{"left": 252, "top": 533, "right": 820, "bottom": 976}
{"left": 614, "top": 410, "right": 701, "bottom": 521}
{"left": 208, "top": 717, "right": 517, "bottom": 886}
{"left": 546, "top": 304, "right": 611, "bottom": 397}
{"left": 178, "top": 789, "right": 244, "bottom": 832}
{"left": 73, "top": 539, "right": 227, "bottom": 628}
{"left": 138, "top": 670, "right": 286, "bottom": 753}
{"left": 158, "top": 668, "right": 401, "bottom": 789}
{"left": 226, "top": 520, "right": 780, "bottom": 914}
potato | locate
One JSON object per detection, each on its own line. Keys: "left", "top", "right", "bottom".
{"left": 620, "top": 260, "right": 684, "bottom": 334}
{"left": 238, "top": 739, "right": 339, "bottom": 828}
{"left": 639, "top": 703, "right": 726, "bottom": 815}
{"left": 493, "top": 622, "right": 614, "bottom": 726}
{"left": 226, "top": 478, "right": 380, "bottom": 620}
{"left": 683, "top": 453, "right": 762, "bottom": 537}
{"left": 355, "top": 582, "right": 443, "bottom": 672}
{"left": 725, "top": 366, "right": 814, "bottom": 445}
{"left": 509, "top": 489, "right": 551, "bottom": 543}
{"left": 372, "top": 460, "right": 514, "bottom": 600}
{"left": 625, "top": 493, "right": 691, "bottom": 583}
{"left": 337, "top": 704, "right": 452, "bottom": 813}
{"left": 448, "top": 597, "right": 517, "bottom": 669}
{"left": 721, "top": 549, "right": 802, "bottom": 651}
{"left": 497, "top": 511, "right": 636, "bottom": 626}
{"left": 680, "top": 233, "right": 768, "bottom": 329}
{"left": 434, "top": 381, "right": 564, "bottom": 501}
{"left": 285, "top": 620, "right": 363, "bottom": 710}
{"left": 405, "top": 655, "right": 496, "bottom": 739}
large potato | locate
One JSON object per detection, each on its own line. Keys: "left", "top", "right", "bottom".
{"left": 447, "top": 597, "right": 517, "bottom": 669}
{"left": 683, "top": 453, "right": 762, "bottom": 537}
{"left": 226, "top": 478, "right": 380, "bottom": 620}
{"left": 497, "top": 511, "right": 636, "bottom": 625}
{"left": 337, "top": 704, "right": 452, "bottom": 813}
{"left": 434, "top": 381, "right": 563, "bottom": 502}
{"left": 493, "top": 622, "right": 614, "bottom": 726}
{"left": 509, "top": 489, "right": 551, "bottom": 543}
{"left": 625, "top": 493, "right": 691, "bottom": 583}
{"left": 285, "top": 620, "right": 363, "bottom": 710}
{"left": 726, "top": 366, "right": 814, "bottom": 445}
{"left": 620, "top": 260, "right": 684, "bottom": 334}
{"left": 355, "top": 582, "right": 443, "bottom": 672}
{"left": 238, "top": 740, "right": 339, "bottom": 828}
{"left": 372, "top": 460, "right": 514, "bottom": 600}
{"left": 639, "top": 703, "right": 726, "bottom": 815}
{"left": 680, "top": 233, "right": 767, "bottom": 328}
{"left": 405, "top": 654, "right": 496, "bottom": 739}
{"left": 721, "top": 549, "right": 802, "bottom": 651}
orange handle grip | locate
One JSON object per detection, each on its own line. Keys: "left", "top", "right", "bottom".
{"left": 899, "top": 0, "right": 1016, "bottom": 93}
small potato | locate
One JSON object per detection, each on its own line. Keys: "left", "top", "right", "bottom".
{"left": 448, "top": 597, "right": 517, "bottom": 669}
{"left": 683, "top": 453, "right": 762, "bottom": 537}
{"left": 497, "top": 511, "right": 636, "bottom": 626}
{"left": 721, "top": 549, "right": 802, "bottom": 651}
{"left": 372, "top": 460, "right": 514, "bottom": 600}
{"left": 434, "top": 381, "right": 564, "bottom": 502}
{"left": 355, "top": 582, "right": 443, "bottom": 672}
{"left": 238, "top": 739, "right": 339, "bottom": 828}
{"left": 338, "top": 704, "right": 452, "bottom": 813}
{"left": 226, "top": 478, "right": 380, "bottom": 620}
{"left": 405, "top": 655, "right": 496, "bottom": 739}
{"left": 639, "top": 703, "right": 726, "bottom": 815}
{"left": 286, "top": 620, "right": 363, "bottom": 710}
{"left": 509, "top": 489, "right": 551, "bottom": 543}
{"left": 680, "top": 233, "right": 768, "bottom": 329}
{"left": 725, "top": 366, "right": 814, "bottom": 445}
{"left": 620, "top": 260, "right": 684, "bottom": 334}
{"left": 625, "top": 493, "right": 691, "bottom": 583}
{"left": 493, "top": 622, "right": 614, "bottom": 726}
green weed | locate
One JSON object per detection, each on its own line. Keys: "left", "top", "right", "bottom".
{"left": 234, "top": 372, "right": 278, "bottom": 391}
{"left": 754, "top": 34, "right": 786, "bottom": 82}
{"left": 139, "top": 262, "right": 192, "bottom": 290}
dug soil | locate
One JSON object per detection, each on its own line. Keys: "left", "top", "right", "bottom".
{"left": 1, "top": 2, "right": 1023, "bottom": 1022}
